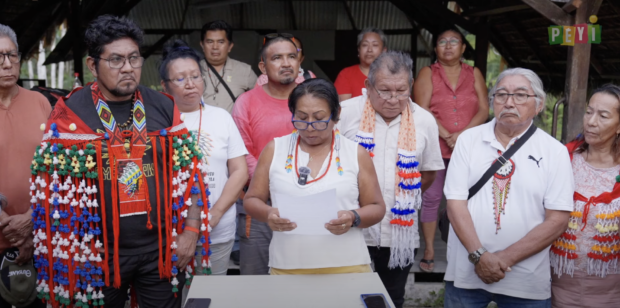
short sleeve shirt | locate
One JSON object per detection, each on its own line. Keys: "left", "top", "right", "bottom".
{"left": 443, "top": 118, "right": 574, "bottom": 300}
{"left": 182, "top": 105, "right": 248, "bottom": 244}
{"left": 334, "top": 65, "right": 367, "bottom": 97}
{"left": 201, "top": 58, "right": 258, "bottom": 114}
{"left": 337, "top": 93, "right": 445, "bottom": 248}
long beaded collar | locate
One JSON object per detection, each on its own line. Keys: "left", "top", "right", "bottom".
{"left": 30, "top": 84, "right": 213, "bottom": 307}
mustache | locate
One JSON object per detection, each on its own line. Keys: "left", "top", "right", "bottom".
{"left": 499, "top": 109, "right": 521, "bottom": 119}
{"left": 279, "top": 68, "right": 294, "bottom": 74}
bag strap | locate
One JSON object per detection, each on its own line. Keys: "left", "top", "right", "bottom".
{"left": 467, "top": 124, "right": 538, "bottom": 200}
{"left": 206, "top": 61, "right": 236, "bottom": 103}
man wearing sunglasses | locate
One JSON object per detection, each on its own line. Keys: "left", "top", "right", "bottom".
{"left": 338, "top": 51, "right": 444, "bottom": 308}
{"left": 27, "top": 16, "right": 212, "bottom": 307}
{"left": 232, "top": 33, "right": 300, "bottom": 275}
{"left": 0, "top": 23, "right": 51, "bottom": 308}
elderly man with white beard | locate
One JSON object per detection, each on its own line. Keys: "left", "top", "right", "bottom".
{"left": 443, "top": 68, "right": 574, "bottom": 307}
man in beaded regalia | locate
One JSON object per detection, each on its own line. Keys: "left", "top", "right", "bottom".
{"left": 28, "top": 15, "right": 212, "bottom": 308}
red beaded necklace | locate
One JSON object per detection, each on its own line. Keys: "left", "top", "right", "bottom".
{"left": 294, "top": 131, "right": 335, "bottom": 185}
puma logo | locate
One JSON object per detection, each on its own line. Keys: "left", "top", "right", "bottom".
{"left": 528, "top": 155, "right": 542, "bottom": 168}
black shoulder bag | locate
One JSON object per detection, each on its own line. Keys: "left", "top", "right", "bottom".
{"left": 206, "top": 61, "right": 236, "bottom": 103}
{"left": 438, "top": 124, "right": 538, "bottom": 242}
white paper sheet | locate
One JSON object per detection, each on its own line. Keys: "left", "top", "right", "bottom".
{"left": 273, "top": 189, "right": 339, "bottom": 235}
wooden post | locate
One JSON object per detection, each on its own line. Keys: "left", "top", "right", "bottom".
{"left": 562, "top": 0, "right": 602, "bottom": 142}
{"left": 411, "top": 30, "right": 418, "bottom": 75}
{"left": 70, "top": 0, "right": 83, "bottom": 84}
{"left": 474, "top": 17, "right": 489, "bottom": 78}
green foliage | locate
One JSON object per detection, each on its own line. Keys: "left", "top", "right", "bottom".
{"left": 413, "top": 287, "right": 445, "bottom": 307}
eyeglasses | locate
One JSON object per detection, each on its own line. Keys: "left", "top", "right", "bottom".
{"left": 437, "top": 39, "right": 461, "bottom": 47}
{"left": 166, "top": 74, "right": 204, "bottom": 87}
{"left": 493, "top": 92, "right": 537, "bottom": 105}
{"left": 263, "top": 33, "right": 295, "bottom": 45}
{"left": 371, "top": 83, "right": 410, "bottom": 101}
{"left": 0, "top": 52, "right": 21, "bottom": 65}
{"left": 291, "top": 114, "right": 332, "bottom": 131}
{"left": 96, "top": 55, "right": 144, "bottom": 69}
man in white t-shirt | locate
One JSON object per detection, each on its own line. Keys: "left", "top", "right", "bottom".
{"left": 338, "top": 51, "right": 444, "bottom": 308}
{"left": 443, "top": 68, "right": 573, "bottom": 307}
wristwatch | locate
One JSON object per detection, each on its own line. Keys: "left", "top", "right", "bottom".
{"left": 350, "top": 210, "right": 361, "bottom": 227}
{"left": 468, "top": 247, "right": 487, "bottom": 265}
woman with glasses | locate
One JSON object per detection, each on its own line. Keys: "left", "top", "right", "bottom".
{"left": 159, "top": 39, "right": 249, "bottom": 275}
{"left": 413, "top": 27, "right": 489, "bottom": 273}
{"left": 243, "top": 78, "right": 385, "bottom": 275}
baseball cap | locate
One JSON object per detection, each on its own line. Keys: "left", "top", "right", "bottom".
{"left": 0, "top": 248, "right": 37, "bottom": 307}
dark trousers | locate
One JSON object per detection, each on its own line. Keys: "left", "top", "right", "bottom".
{"left": 238, "top": 213, "right": 273, "bottom": 275}
{"left": 367, "top": 246, "right": 417, "bottom": 308}
{"left": 103, "top": 250, "right": 185, "bottom": 308}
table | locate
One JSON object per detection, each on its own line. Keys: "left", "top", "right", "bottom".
{"left": 186, "top": 272, "right": 395, "bottom": 308}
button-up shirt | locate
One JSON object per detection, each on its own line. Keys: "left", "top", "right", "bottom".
{"left": 338, "top": 93, "right": 444, "bottom": 248}
{"left": 200, "top": 58, "right": 257, "bottom": 113}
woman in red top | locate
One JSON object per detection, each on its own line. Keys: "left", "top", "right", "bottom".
{"left": 413, "top": 27, "right": 489, "bottom": 272}
{"left": 334, "top": 27, "right": 386, "bottom": 102}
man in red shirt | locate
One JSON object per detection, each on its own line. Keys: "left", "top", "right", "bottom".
{"left": 232, "top": 34, "right": 299, "bottom": 275}
{"left": 334, "top": 27, "right": 387, "bottom": 101}
{"left": 0, "top": 24, "right": 51, "bottom": 308}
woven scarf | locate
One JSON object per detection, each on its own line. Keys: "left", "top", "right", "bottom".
{"left": 355, "top": 97, "right": 422, "bottom": 268}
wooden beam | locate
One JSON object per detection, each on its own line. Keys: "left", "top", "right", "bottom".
{"left": 341, "top": 0, "right": 357, "bottom": 30}
{"left": 474, "top": 17, "right": 489, "bottom": 77}
{"left": 70, "top": 0, "right": 83, "bottom": 84}
{"left": 488, "top": 28, "right": 519, "bottom": 68}
{"left": 411, "top": 1, "right": 476, "bottom": 33}
{"left": 464, "top": 3, "right": 529, "bottom": 17}
{"left": 562, "top": 0, "right": 603, "bottom": 142}
{"left": 411, "top": 28, "right": 418, "bottom": 74}
{"left": 507, "top": 14, "right": 553, "bottom": 74}
{"left": 143, "top": 34, "right": 174, "bottom": 59}
{"left": 521, "top": 0, "right": 573, "bottom": 25}
{"left": 288, "top": 0, "right": 297, "bottom": 30}
{"left": 562, "top": 0, "right": 582, "bottom": 12}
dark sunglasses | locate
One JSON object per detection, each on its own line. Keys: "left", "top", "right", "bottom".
{"left": 263, "top": 33, "right": 295, "bottom": 45}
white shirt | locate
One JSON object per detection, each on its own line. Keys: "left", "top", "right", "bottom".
{"left": 182, "top": 104, "right": 248, "bottom": 244}
{"left": 443, "top": 118, "right": 574, "bottom": 300}
{"left": 268, "top": 133, "right": 370, "bottom": 269}
{"left": 337, "top": 93, "right": 444, "bottom": 248}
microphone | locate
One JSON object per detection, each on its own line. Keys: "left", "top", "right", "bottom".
{"left": 298, "top": 166, "right": 311, "bottom": 185}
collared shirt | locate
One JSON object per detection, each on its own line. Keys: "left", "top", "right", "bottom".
{"left": 337, "top": 92, "right": 444, "bottom": 248}
{"left": 443, "top": 118, "right": 574, "bottom": 300}
{"left": 200, "top": 57, "right": 258, "bottom": 114}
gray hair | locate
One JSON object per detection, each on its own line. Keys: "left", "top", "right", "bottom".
{"left": 0, "top": 24, "right": 18, "bottom": 50}
{"left": 357, "top": 27, "right": 387, "bottom": 48}
{"left": 489, "top": 67, "right": 545, "bottom": 110}
{"left": 367, "top": 50, "right": 414, "bottom": 86}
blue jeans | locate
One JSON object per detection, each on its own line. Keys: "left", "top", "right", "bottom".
{"left": 444, "top": 281, "right": 551, "bottom": 308}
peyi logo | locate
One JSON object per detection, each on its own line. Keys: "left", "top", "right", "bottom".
{"left": 8, "top": 269, "right": 32, "bottom": 278}
{"left": 548, "top": 15, "right": 601, "bottom": 45}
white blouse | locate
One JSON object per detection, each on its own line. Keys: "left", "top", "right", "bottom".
{"left": 268, "top": 132, "right": 371, "bottom": 269}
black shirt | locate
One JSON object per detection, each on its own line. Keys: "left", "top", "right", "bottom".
{"left": 64, "top": 85, "right": 174, "bottom": 255}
